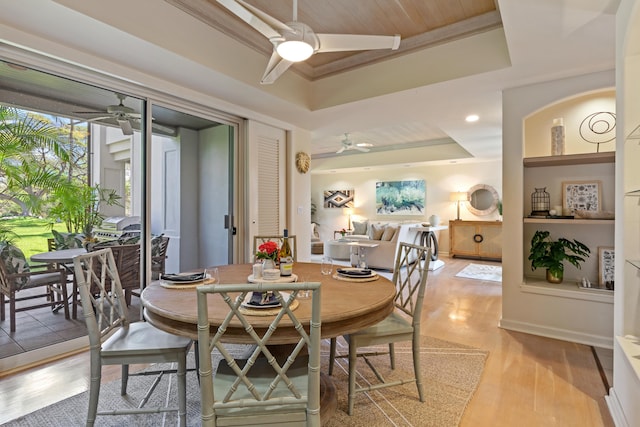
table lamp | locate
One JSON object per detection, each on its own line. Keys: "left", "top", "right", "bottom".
{"left": 343, "top": 208, "right": 353, "bottom": 230}
{"left": 450, "top": 191, "right": 469, "bottom": 220}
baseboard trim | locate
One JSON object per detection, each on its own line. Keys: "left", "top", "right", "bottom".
{"left": 606, "top": 387, "right": 629, "bottom": 427}
{"left": 0, "top": 336, "right": 89, "bottom": 376}
{"left": 498, "top": 318, "right": 613, "bottom": 349}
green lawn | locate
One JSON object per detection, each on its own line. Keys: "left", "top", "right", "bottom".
{"left": 0, "top": 217, "right": 68, "bottom": 259}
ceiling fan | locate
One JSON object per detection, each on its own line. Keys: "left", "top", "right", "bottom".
{"left": 217, "top": 0, "right": 401, "bottom": 84}
{"left": 336, "top": 133, "right": 370, "bottom": 154}
{"left": 74, "top": 94, "right": 175, "bottom": 136}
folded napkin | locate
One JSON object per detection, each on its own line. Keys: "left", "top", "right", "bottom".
{"left": 246, "top": 291, "right": 280, "bottom": 307}
{"left": 161, "top": 272, "right": 205, "bottom": 282}
{"left": 337, "top": 268, "right": 373, "bottom": 276}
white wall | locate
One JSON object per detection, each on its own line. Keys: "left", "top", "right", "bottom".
{"left": 311, "top": 160, "right": 502, "bottom": 254}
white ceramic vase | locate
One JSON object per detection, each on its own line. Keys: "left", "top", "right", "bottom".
{"left": 428, "top": 214, "right": 440, "bottom": 226}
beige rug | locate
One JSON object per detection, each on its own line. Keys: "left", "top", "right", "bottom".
{"left": 455, "top": 263, "right": 502, "bottom": 283}
{"left": 6, "top": 338, "right": 487, "bottom": 426}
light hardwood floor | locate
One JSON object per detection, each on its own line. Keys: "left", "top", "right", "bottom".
{"left": 0, "top": 257, "right": 613, "bottom": 426}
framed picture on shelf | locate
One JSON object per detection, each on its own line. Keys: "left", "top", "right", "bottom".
{"left": 598, "top": 246, "right": 614, "bottom": 290}
{"left": 562, "top": 180, "right": 602, "bottom": 214}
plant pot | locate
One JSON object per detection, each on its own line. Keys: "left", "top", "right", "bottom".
{"left": 546, "top": 269, "right": 563, "bottom": 284}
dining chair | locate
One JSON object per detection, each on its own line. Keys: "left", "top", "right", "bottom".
{"left": 253, "top": 235, "right": 298, "bottom": 262}
{"left": 328, "top": 241, "right": 431, "bottom": 415}
{"left": 197, "top": 281, "right": 321, "bottom": 427}
{"left": 0, "top": 242, "right": 70, "bottom": 332}
{"left": 151, "top": 235, "right": 170, "bottom": 280}
{"left": 73, "top": 248, "right": 193, "bottom": 427}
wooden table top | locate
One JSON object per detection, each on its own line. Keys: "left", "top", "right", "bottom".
{"left": 141, "top": 262, "right": 396, "bottom": 344}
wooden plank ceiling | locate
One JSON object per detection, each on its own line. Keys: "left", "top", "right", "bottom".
{"left": 166, "top": 0, "right": 501, "bottom": 80}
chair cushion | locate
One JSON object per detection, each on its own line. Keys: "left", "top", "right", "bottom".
{"left": 51, "top": 230, "right": 84, "bottom": 250}
{"left": 150, "top": 234, "right": 164, "bottom": 257}
{"left": 0, "top": 242, "right": 30, "bottom": 290}
{"left": 27, "top": 271, "right": 65, "bottom": 287}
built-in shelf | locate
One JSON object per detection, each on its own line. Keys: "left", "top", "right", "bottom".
{"left": 523, "top": 218, "right": 614, "bottom": 225}
{"left": 521, "top": 277, "right": 614, "bottom": 303}
{"left": 523, "top": 151, "right": 615, "bottom": 167}
{"left": 616, "top": 335, "right": 640, "bottom": 383}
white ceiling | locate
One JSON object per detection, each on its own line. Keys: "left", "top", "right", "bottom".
{"left": 0, "top": 0, "right": 620, "bottom": 170}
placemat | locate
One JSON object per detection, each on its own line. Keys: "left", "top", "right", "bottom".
{"left": 332, "top": 272, "right": 380, "bottom": 282}
{"left": 238, "top": 298, "right": 300, "bottom": 316}
{"left": 159, "top": 278, "right": 217, "bottom": 289}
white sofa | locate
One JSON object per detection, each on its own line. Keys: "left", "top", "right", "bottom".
{"left": 326, "top": 221, "right": 423, "bottom": 271}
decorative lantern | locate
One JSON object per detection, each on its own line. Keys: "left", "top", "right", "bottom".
{"left": 531, "top": 187, "right": 550, "bottom": 216}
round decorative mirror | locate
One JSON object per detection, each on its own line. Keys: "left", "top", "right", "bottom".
{"left": 466, "top": 184, "right": 499, "bottom": 216}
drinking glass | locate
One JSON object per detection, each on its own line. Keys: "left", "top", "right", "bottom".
{"left": 205, "top": 267, "right": 219, "bottom": 284}
{"left": 298, "top": 274, "right": 310, "bottom": 299}
{"left": 321, "top": 257, "right": 333, "bottom": 276}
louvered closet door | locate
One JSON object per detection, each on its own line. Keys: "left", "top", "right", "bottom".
{"left": 247, "top": 120, "right": 286, "bottom": 261}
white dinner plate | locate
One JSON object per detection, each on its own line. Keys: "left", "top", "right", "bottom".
{"left": 241, "top": 291, "right": 291, "bottom": 309}
{"left": 161, "top": 273, "right": 209, "bottom": 284}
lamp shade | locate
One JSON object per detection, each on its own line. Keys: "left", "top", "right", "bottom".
{"left": 450, "top": 191, "right": 469, "bottom": 202}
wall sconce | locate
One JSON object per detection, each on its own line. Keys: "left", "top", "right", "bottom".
{"left": 450, "top": 191, "right": 469, "bottom": 220}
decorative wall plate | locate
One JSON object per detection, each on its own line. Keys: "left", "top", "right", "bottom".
{"left": 295, "top": 151, "right": 311, "bottom": 173}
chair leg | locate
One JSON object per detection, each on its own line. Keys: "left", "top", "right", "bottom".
{"left": 121, "top": 365, "right": 129, "bottom": 396}
{"left": 389, "top": 343, "right": 395, "bottom": 370}
{"left": 328, "top": 337, "right": 337, "bottom": 375}
{"left": 194, "top": 341, "right": 201, "bottom": 386}
{"left": 348, "top": 338, "right": 357, "bottom": 416}
{"left": 59, "top": 283, "right": 70, "bottom": 320}
{"left": 87, "top": 358, "right": 102, "bottom": 427}
{"left": 412, "top": 337, "right": 425, "bottom": 402}
{"left": 10, "top": 291, "right": 16, "bottom": 333}
{"left": 177, "top": 352, "right": 187, "bottom": 427}
{"left": 0, "top": 293, "right": 5, "bottom": 321}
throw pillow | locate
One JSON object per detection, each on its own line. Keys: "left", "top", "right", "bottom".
{"left": 0, "top": 242, "right": 30, "bottom": 290}
{"left": 381, "top": 225, "right": 398, "bottom": 241}
{"left": 52, "top": 230, "right": 84, "bottom": 250}
{"left": 352, "top": 220, "right": 368, "bottom": 236}
{"left": 371, "top": 223, "right": 387, "bottom": 240}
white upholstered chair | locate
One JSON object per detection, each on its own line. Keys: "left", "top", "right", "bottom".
{"left": 328, "top": 241, "right": 431, "bottom": 415}
{"left": 73, "top": 248, "right": 193, "bottom": 427}
{"left": 196, "top": 281, "right": 321, "bottom": 427}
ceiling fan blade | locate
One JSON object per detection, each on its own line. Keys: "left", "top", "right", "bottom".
{"left": 217, "top": 0, "right": 285, "bottom": 40}
{"left": 117, "top": 119, "right": 133, "bottom": 136}
{"left": 151, "top": 122, "right": 177, "bottom": 136}
{"left": 260, "top": 51, "right": 293, "bottom": 84}
{"left": 355, "top": 146, "right": 370, "bottom": 152}
{"left": 336, "top": 146, "right": 346, "bottom": 154}
{"left": 316, "top": 33, "right": 401, "bottom": 53}
{"left": 81, "top": 116, "right": 112, "bottom": 122}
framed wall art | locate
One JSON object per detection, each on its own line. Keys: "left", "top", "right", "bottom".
{"left": 562, "top": 180, "right": 602, "bottom": 214}
{"left": 323, "top": 189, "right": 354, "bottom": 208}
{"left": 375, "top": 180, "right": 425, "bottom": 215}
{"left": 598, "top": 246, "right": 614, "bottom": 290}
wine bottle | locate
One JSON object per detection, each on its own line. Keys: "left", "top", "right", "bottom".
{"left": 279, "top": 229, "right": 293, "bottom": 276}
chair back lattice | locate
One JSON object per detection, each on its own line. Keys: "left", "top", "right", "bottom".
{"left": 252, "top": 235, "right": 298, "bottom": 262}
{"left": 73, "top": 248, "right": 129, "bottom": 348}
{"left": 391, "top": 242, "right": 431, "bottom": 325}
{"left": 197, "top": 282, "right": 321, "bottom": 427}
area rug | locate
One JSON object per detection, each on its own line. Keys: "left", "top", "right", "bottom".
{"left": 6, "top": 337, "right": 488, "bottom": 427}
{"left": 455, "top": 263, "right": 502, "bottom": 283}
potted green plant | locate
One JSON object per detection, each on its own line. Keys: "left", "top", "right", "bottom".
{"left": 528, "top": 230, "right": 590, "bottom": 283}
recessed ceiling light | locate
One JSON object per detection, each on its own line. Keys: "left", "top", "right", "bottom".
{"left": 465, "top": 114, "right": 479, "bottom": 122}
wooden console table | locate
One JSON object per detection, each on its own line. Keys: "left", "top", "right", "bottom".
{"left": 449, "top": 220, "right": 502, "bottom": 261}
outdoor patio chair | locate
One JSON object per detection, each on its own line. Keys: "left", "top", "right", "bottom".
{"left": 328, "top": 242, "right": 431, "bottom": 415}
{"left": 73, "top": 248, "right": 193, "bottom": 427}
{"left": 196, "top": 281, "right": 321, "bottom": 427}
{"left": 0, "top": 242, "right": 69, "bottom": 332}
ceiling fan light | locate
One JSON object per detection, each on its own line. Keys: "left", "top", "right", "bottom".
{"left": 277, "top": 40, "right": 313, "bottom": 62}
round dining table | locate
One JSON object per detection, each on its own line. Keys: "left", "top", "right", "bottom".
{"left": 140, "top": 262, "right": 397, "bottom": 422}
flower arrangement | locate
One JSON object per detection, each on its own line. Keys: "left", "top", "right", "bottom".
{"left": 340, "top": 228, "right": 347, "bottom": 237}
{"left": 256, "top": 241, "right": 279, "bottom": 262}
